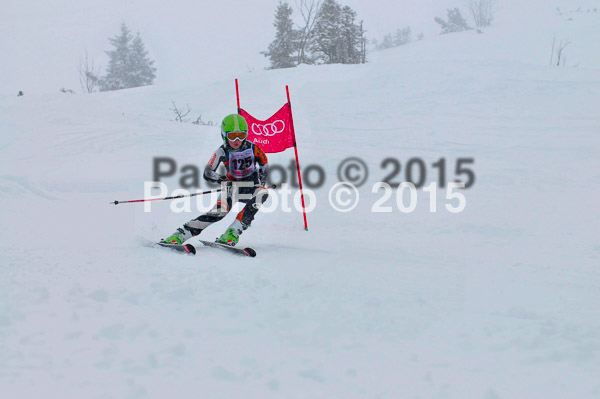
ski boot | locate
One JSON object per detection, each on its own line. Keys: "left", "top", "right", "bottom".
{"left": 217, "top": 228, "right": 240, "bottom": 247}
{"left": 161, "top": 227, "right": 192, "bottom": 245}
{"left": 216, "top": 220, "right": 249, "bottom": 247}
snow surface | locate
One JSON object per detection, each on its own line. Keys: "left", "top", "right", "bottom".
{"left": 1, "top": 2, "right": 600, "bottom": 398}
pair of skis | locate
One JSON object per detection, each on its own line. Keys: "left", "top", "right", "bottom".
{"left": 156, "top": 240, "right": 257, "bottom": 258}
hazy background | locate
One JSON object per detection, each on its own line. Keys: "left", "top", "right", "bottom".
{"left": 0, "top": 0, "right": 492, "bottom": 94}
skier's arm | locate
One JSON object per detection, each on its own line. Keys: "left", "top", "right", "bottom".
{"left": 203, "top": 148, "right": 227, "bottom": 183}
{"left": 254, "top": 145, "right": 269, "bottom": 186}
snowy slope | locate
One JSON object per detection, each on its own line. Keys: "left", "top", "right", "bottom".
{"left": 1, "top": 2, "right": 600, "bottom": 398}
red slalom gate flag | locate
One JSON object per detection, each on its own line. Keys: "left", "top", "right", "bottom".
{"left": 235, "top": 80, "right": 308, "bottom": 230}
{"left": 239, "top": 104, "right": 295, "bottom": 154}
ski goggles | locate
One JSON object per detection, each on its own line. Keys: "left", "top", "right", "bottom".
{"left": 226, "top": 131, "right": 247, "bottom": 141}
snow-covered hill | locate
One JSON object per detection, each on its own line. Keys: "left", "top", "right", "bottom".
{"left": 1, "top": 2, "right": 599, "bottom": 398}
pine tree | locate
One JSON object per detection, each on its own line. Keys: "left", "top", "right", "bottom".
{"left": 311, "top": 0, "right": 343, "bottom": 63}
{"left": 263, "top": 0, "right": 366, "bottom": 66}
{"left": 263, "top": 2, "right": 298, "bottom": 69}
{"left": 129, "top": 33, "right": 156, "bottom": 87}
{"left": 381, "top": 33, "right": 394, "bottom": 49}
{"left": 394, "top": 27, "right": 411, "bottom": 46}
{"left": 339, "top": 6, "right": 360, "bottom": 64}
{"left": 100, "top": 23, "right": 156, "bottom": 91}
{"left": 100, "top": 24, "right": 132, "bottom": 91}
{"left": 358, "top": 20, "right": 367, "bottom": 63}
{"left": 310, "top": 0, "right": 364, "bottom": 64}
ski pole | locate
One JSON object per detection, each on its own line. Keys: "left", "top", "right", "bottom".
{"left": 110, "top": 184, "right": 277, "bottom": 205}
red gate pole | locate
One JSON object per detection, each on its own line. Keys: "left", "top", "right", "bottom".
{"left": 286, "top": 85, "right": 308, "bottom": 231}
{"left": 235, "top": 79, "right": 241, "bottom": 112}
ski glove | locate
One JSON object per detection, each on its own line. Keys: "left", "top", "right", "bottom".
{"left": 256, "top": 164, "right": 269, "bottom": 187}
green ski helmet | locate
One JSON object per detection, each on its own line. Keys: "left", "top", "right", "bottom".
{"left": 221, "top": 114, "right": 248, "bottom": 146}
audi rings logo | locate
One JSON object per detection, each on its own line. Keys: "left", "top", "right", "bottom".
{"left": 251, "top": 120, "right": 286, "bottom": 136}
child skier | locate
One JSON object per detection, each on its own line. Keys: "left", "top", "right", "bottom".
{"left": 161, "top": 114, "right": 269, "bottom": 247}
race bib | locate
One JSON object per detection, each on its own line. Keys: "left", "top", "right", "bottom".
{"left": 228, "top": 148, "right": 255, "bottom": 179}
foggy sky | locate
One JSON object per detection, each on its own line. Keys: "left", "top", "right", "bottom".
{"left": 0, "top": 0, "right": 460, "bottom": 95}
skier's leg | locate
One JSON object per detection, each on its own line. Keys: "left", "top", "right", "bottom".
{"left": 184, "top": 197, "right": 231, "bottom": 235}
{"left": 217, "top": 186, "right": 269, "bottom": 246}
{"left": 162, "top": 197, "right": 231, "bottom": 244}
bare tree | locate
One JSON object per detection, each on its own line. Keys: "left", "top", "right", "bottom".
{"left": 170, "top": 102, "right": 214, "bottom": 125}
{"left": 78, "top": 51, "right": 101, "bottom": 93}
{"left": 549, "top": 36, "right": 571, "bottom": 66}
{"left": 466, "top": 0, "right": 496, "bottom": 27}
{"left": 549, "top": 36, "right": 556, "bottom": 66}
{"left": 170, "top": 101, "right": 191, "bottom": 122}
{"left": 295, "top": 0, "right": 321, "bottom": 64}
{"left": 555, "top": 39, "right": 571, "bottom": 66}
